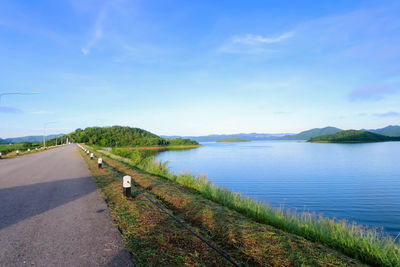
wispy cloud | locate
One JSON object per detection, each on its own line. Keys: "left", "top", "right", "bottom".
{"left": 31, "top": 110, "right": 53, "bottom": 115}
{"left": 220, "top": 32, "right": 293, "bottom": 55}
{"left": 273, "top": 111, "right": 287, "bottom": 115}
{"left": 79, "top": 1, "right": 163, "bottom": 63}
{"left": 232, "top": 32, "right": 293, "bottom": 45}
{"left": 373, "top": 111, "right": 400, "bottom": 117}
{"left": 349, "top": 84, "right": 397, "bottom": 101}
{"left": 81, "top": 3, "right": 111, "bottom": 55}
{"left": 0, "top": 106, "right": 23, "bottom": 114}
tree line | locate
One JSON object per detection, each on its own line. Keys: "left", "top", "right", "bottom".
{"left": 68, "top": 126, "right": 199, "bottom": 147}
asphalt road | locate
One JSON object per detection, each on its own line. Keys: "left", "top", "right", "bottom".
{"left": 0, "top": 145, "right": 133, "bottom": 266}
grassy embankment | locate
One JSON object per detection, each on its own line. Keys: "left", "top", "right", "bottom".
{"left": 86, "top": 146, "right": 400, "bottom": 266}
{"left": 81, "top": 146, "right": 363, "bottom": 266}
{"left": 216, "top": 138, "right": 251, "bottom": 143}
{"left": 79, "top": 148, "right": 234, "bottom": 266}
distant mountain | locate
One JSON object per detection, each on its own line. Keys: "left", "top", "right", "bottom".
{"left": 3, "top": 134, "right": 65, "bottom": 144}
{"left": 309, "top": 130, "right": 400, "bottom": 143}
{"left": 278, "top": 127, "right": 342, "bottom": 140}
{"left": 216, "top": 138, "right": 251, "bottom": 143}
{"left": 0, "top": 138, "right": 7, "bottom": 144}
{"left": 161, "top": 133, "right": 291, "bottom": 142}
{"left": 366, "top": 125, "right": 400, "bottom": 137}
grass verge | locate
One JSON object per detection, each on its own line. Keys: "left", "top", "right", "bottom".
{"left": 102, "top": 147, "right": 399, "bottom": 266}
{"left": 81, "top": 145, "right": 365, "bottom": 266}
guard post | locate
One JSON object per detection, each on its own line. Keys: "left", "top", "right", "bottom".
{"left": 90, "top": 153, "right": 93, "bottom": 160}
{"left": 98, "top": 158, "right": 103, "bottom": 168}
{"left": 123, "top": 175, "right": 131, "bottom": 198}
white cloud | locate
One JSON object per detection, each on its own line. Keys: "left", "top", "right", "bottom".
{"left": 81, "top": 48, "right": 89, "bottom": 55}
{"left": 220, "top": 32, "right": 293, "bottom": 55}
{"left": 232, "top": 32, "right": 293, "bottom": 45}
{"left": 81, "top": 3, "right": 108, "bottom": 55}
{"left": 31, "top": 110, "right": 53, "bottom": 115}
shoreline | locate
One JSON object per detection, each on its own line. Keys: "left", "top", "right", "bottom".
{"left": 122, "top": 144, "right": 202, "bottom": 151}
{"left": 81, "top": 144, "right": 367, "bottom": 266}
{"left": 86, "top": 143, "right": 400, "bottom": 266}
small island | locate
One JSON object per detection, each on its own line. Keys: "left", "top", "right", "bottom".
{"left": 308, "top": 130, "right": 400, "bottom": 143}
{"left": 216, "top": 138, "right": 251, "bottom": 143}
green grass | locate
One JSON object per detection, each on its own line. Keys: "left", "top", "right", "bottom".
{"left": 102, "top": 147, "right": 399, "bottom": 266}
{"left": 80, "top": 149, "right": 232, "bottom": 266}
{"left": 86, "top": 146, "right": 362, "bottom": 266}
{"left": 0, "top": 143, "right": 41, "bottom": 155}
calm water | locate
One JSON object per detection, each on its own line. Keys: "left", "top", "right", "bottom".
{"left": 155, "top": 141, "right": 400, "bottom": 237}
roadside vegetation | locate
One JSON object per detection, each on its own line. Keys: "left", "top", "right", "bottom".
{"left": 0, "top": 136, "right": 67, "bottom": 158}
{"left": 0, "top": 143, "right": 38, "bottom": 155}
{"left": 92, "top": 147, "right": 400, "bottom": 266}
{"left": 82, "top": 146, "right": 363, "bottom": 266}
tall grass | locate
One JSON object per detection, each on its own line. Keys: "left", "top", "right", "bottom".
{"left": 110, "top": 148, "right": 399, "bottom": 266}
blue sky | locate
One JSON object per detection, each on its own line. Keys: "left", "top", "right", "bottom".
{"left": 1, "top": 0, "right": 400, "bottom": 137}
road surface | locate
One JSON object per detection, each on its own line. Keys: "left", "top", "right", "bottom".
{"left": 0, "top": 145, "right": 133, "bottom": 266}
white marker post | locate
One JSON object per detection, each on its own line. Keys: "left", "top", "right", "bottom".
{"left": 90, "top": 153, "right": 93, "bottom": 160}
{"left": 98, "top": 158, "right": 103, "bottom": 168}
{"left": 0, "top": 152, "right": 2, "bottom": 159}
{"left": 87, "top": 150, "right": 90, "bottom": 155}
{"left": 123, "top": 175, "right": 132, "bottom": 198}
{"left": 16, "top": 150, "right": 19, "bottom": 156}
{"left": 28, "top": 149, "right": 30, "bottom": 152}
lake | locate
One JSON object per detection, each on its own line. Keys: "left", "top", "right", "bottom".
{"left": 155, "top": 141, "right": 400, "bottom": 237}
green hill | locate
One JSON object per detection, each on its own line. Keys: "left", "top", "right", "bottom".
{"left": 278, "top": 127, "right": 342, "bottom": 140}
{"left": 308, "top": 130, "right": 400, "bottom": 143}
{"left": 368, "top": 125, "right": 400, "bottom": 137}
{"left": 68, "top": 126, "right": 199, "bottom": 147}
{"left": 216, "top": 138, "right": 250, "bottom": 143}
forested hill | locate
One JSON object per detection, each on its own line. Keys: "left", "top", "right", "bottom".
{"left": 68, "top": 126, "right": 199, "bottom": 147}
{"left": 308, "top": 130, "right": 400, "bottom": 143}
{"left": 367, "top": 125, "right": 400, "bottom": 137}
{"left": 278, "top": 127, "right": 342, "bottom": 140}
